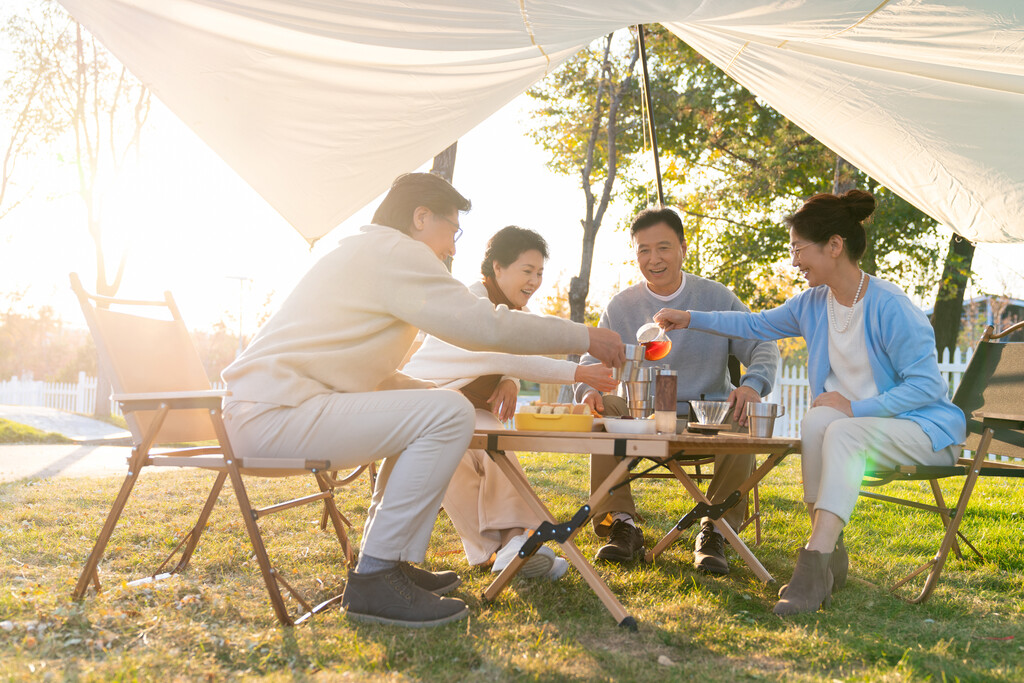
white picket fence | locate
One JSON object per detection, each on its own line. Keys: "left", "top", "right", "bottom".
{"left": 0, "top": 372, "right": 226, "bottom": 418}
{"left": 0, "top": 348, "right": 975, "bottom": 437}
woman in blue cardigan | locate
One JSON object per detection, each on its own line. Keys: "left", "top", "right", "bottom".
{"left": 654, "top": 190, "right": 965, "bottom": 616}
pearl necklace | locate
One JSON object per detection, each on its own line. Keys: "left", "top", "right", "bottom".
{"left": 828, "top": 271, "right": 866, "bottom": 333}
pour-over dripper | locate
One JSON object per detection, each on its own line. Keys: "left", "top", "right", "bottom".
{"left": 636, "top": 322, "right": 672, "bottom": 361}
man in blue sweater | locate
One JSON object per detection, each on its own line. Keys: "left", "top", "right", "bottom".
{"left": 575, "top": 208, "right": 779, "bottom": 574}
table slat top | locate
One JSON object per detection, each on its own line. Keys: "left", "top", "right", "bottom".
{"left": 472, "top": 428, "right": 799, "bottom": 457}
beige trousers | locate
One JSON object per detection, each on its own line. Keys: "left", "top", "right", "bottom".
{"left": 800, "top": 406, "right": 959, "bottom": 524}
{"left": 222, "top": 388, "right": 475, "bottom": 562}
{"left": 442, "top": 410, "right": 542, "bottom": 566}
{"left": 591, "top": 397, "right": 753, "bottom": 534}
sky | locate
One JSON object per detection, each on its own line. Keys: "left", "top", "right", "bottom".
{"left": 0, "top": 93, "right": 642, "bottom": 339}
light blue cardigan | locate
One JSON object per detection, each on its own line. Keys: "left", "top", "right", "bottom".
{"left": 688, "top": 276, "right": 966, "bottom": 451}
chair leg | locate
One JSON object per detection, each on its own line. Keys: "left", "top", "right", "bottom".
{"left": 73, "top": 467, "right": 143, "bottom": 599}
{"left": 224, "top": 460, "right": 294, "bottom": 625}
{"left": 927, "top": 479, "right": 964, "bottom": 560}
{"left": 145, "top": 472, "right": 227, "bottom": 580}
{"left": 895, "top": 430, "right": 993, "bottom": 604}
{"left": 170, "top": 471, "right": 228, "bottom": 574}
{"left": 314, "top": 472, "right": 355, "bottom": 566}
{"left": 319, "top": 464, "right": 372, "bottom": 532}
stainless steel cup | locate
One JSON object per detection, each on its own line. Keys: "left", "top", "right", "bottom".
{"left": 747, "top": 403, "right": 786, "bottom": 438}
{"left": 613, "top": 344, "right": 638, "bottom": 383}
{"left": 622, "top": 367, "right": 653, "bottom": 418}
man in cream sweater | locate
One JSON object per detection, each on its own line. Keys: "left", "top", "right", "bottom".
{"left": 222, "top": 173, "right": 623, "bottom": 628}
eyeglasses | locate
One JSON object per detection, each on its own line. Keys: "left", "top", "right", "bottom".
{"left": 788, "top": 241, "right": 820, "bottom": 258}
{"left": 435, "top": 212, "right": 463, "bottom": 243}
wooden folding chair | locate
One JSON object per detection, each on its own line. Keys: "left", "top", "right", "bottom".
{"left": 69, "top": 273, "right": 364, "bottom": 625}
{"left": 860, "top": 320, "right": 1024, "bottom": 603}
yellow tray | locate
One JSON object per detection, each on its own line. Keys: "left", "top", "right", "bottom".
{"left": 514, "top": 412, "right": 594, "bottom": 432}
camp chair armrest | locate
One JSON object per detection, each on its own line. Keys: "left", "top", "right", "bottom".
{"left": 113, "top": 390, "right": 229, "bottom": 411}
{"left": 973, "top": 410, "right": 1024, "bottom": 428}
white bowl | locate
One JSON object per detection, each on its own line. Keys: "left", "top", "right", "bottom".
{"left": 601, "top": 417, "right": 656, "bottom": 435}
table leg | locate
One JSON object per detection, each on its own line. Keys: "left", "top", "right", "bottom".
{"left": 648, "top": 459, "right": 774, "bottom": 583}
{"left": 484, "top": 449, "right": 638, "bottom": 630}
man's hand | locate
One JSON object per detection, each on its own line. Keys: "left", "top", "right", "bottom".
{"left": 586, "top": 327, "right": 625, "bottom": 368}
{"left": 488, "top": 379, "right": 519, "bottom": 422}
{"left": 574, "top": 363, "right": 617, "bottom": 393}
{"left": 653, "top": 308, "right": 690, "bottom": 331}
{"left": 728, "top": 385, "right": 761, "bottom": 426}
{"left": 581, "top": 389, "right": 605, "bottom": 415}
{"left": 811, "top": 391, "right": 853, "bottom": 417}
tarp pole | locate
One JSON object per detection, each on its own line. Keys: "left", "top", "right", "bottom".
{"left": 636, "top": 25, "right": 665, "bottom": 208}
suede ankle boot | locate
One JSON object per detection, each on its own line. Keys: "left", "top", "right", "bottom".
{"left": 831, "top": 532, "right": 848, "bottom": 592}
{"left": 779, "top": 532, "right": 848, "bottom": 598}
{"left": 773, "top": 548, "right": 833, "bottom": 616}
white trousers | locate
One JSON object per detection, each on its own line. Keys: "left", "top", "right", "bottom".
{"left": 800, "top": 406, "right": 959, "bottom": 524}
{"left": 222, "top": 388, "right": 475, "bottom": 562}
{"left": 442, "top": 410, "right": 542, "bottom": 566}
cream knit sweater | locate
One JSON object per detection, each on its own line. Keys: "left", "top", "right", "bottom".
{"left": 402, "top": 281, "right": 578, "bottom": 391}
{"left": 223, "top": 225, "right": 590, "bottom": 406}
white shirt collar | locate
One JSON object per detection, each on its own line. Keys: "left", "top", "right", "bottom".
{"left": 646, "top": 274, "right": 686, "bottom": 302}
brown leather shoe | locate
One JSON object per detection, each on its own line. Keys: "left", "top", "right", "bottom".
{"left": 595, "top": 519, "right": 645, "bottom": 563}
{"left": 342, "top": 567, "right": 468, "bottom": 627}
{"left": 398, "top": 562, "right": 461, "bottom": 595}
{"left": 693, "top": 522, "right": 729, "bottom": 575}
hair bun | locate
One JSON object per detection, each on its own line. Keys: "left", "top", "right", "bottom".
{"left": 839, "top": 189, "right": 875, "bottom": 222}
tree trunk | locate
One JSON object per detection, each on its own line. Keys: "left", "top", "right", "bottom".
{"left": 860, "top": 177, "right": 878, "bottom": 276}
{"left": 832, "top": 156, "right": 857, "bottom": 194}
{"left": 568, "top": 234, "right": 594, "bottom": 326}
{"left": 431, "top": 142, "right": 457, "bottom": 182}
{"left": 931, "top": 234, "right": 975, "bottom": 357}
{"left": 431, "top": 141, "right": 458, "bottom": 271}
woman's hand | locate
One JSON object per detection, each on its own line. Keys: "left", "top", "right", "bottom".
{"left": 488, "top": 379, "right": 520, "bottom": 422}
{"left": 811, "top": 391, "right": 853, "bottom": 417}
{"left": 575, "top": 363, "right": 617, "bottom": 393}
{"left": 654, "top": 308, "right": 690, "bottom": 331}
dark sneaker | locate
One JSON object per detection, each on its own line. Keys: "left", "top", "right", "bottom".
{"left": 595, "top": 519, "right": 645, "bottom": 563}
{"left": 341, "top": 567, "right": 469, "bottom": 627}
{"left": 398, "top": 562, "right": 462, "bottom": 596}
{"left": 693, "top": 521, "right": 729, "bottom": 575}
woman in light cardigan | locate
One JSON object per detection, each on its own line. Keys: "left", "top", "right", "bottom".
{"left": 404, "top": 226, "right": 617, "bottom": 580}
{"left": 654, "top": 190, "right": 965, "bottom": 616}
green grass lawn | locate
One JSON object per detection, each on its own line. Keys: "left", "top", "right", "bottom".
{"left": 0, "top": 419, "right": 72, "bottom": 445}
{"left": 0, "top": 454, "right": 1021, "bottom": 681}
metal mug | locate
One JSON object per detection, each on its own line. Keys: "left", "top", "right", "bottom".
{"left": 746, "top": 402, "right": 786, "bottom": 438}
{"left": 618, "top": 367, "right": 653, "bottom": 418}
{"left": 612, "top": 344, "right": 644, "bottom": 384}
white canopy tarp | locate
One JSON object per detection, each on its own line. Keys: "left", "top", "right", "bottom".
{"left": 57, "top": 0, "right": 1024, "bottom": 244}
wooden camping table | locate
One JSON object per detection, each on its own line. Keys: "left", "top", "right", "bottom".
{"left": 472, "top": 427, "right": 799, "bottom": 630}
